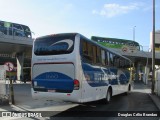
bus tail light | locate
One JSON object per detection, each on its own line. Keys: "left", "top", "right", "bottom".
{"left": 74, "top": 79, "right": 79, "bottom": 90}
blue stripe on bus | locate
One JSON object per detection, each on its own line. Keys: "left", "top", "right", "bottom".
{"left": 33, "top": 72, "right": 74, "bottom": 91}
{"left": 82, "top": 63, "right": 110, "bottom": 87}
{"left": 82, "top": 63, "right": 130, "bottom": 87}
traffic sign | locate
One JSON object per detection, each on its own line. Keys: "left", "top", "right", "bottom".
{"left": 129, "top": 46, "right": 138, "bottom": 53}
{"left": 121, "top": 45, "right": 138, "bottom": 53}
{"left": 4, "top": 62, "right": 14, "bottom": 72}
{"left": 122, "top": 46, "right": 128, "bottom": 53}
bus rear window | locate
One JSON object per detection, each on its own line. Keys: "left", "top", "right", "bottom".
{"left": 34, "top": 34, "right": 75, "bottom": 55}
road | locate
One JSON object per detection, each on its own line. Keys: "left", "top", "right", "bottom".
{"left": 51, "top": 82, "right": 159, "bottom": 120}
{"left": 10, "top": 81, "right": 160, "bottom": 120}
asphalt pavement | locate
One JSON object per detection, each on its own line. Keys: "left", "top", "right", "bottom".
{"left": 0, "top": 80, "right": 160, "bottom": 120}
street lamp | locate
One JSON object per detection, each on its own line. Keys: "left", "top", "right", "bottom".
{"left": 133, "top": 26, "right": 136, "bottom": 41}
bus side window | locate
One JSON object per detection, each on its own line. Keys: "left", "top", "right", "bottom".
{"left": 93, "top": 45, "right": 97, "bottom": 64}
{"left": 96, "top": 47, "right": 101, "bottom": 64}
{"left": 113, "top": 56, "right": 117, "bottom": 67}
{"left": 125, "top": 60, "right": 130, "bottom": 68}
{"left": 101, "top": 49, "right": 105, "bottom": 66}
{"left": 109, "top": 53, "right": 114, "bottom": 66}
{"left": 82, "top": 41, "right": 87, "bottom": 53}
{"left": 119, "top": 58, "right": 125, "bottom": 68}
{"left": 105, "top": 51, "right": 109, "bottom": 66}
{"left": 82, "top": 41, "right": 93, "bottom": 64}
{"left": 88, "top": 42, "right": 93, "bottom": 62}
{"left": 113, "top": 56, "right": 120, "bottom": 67}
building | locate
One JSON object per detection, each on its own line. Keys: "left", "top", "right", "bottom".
{"left": 150, "top": 30, "right": 160, "bottom": 52}
{"left": 0, "top": 20, "right": 33, "bottom": 81}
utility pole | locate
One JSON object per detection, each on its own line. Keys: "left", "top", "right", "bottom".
{"left": 133, "top": 26, "right": 136, "bottom": 41}
{"left": 152, "top": 0, "right": 155, "bottom": 94}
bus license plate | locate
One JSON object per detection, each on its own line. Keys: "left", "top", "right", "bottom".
{"left": 48, "top": 90, "right": 56, "bottom": 92}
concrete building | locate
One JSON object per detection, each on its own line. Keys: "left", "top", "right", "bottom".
{"left": 150, "top": 30, "right": 160, "bottom": 52}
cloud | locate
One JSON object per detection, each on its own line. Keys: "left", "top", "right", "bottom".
{"left": 92, "top": 3, "right": 142, "bottom": 18}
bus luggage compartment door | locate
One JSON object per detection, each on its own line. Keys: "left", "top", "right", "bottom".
{"left": 32, "top": 63, "right": 75, "bottom": 93}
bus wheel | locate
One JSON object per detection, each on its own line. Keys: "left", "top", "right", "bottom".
{"left": 105, "top": 88, "right": 112, "bottom": 104}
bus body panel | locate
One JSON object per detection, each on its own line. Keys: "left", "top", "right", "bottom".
{"left": 31, "top": 34, "right": 83, "bottom": 102}
{"left": 80, "top": 63, "right": 109, "bottom": 101}
{"left": 31, "top": 88, "right": 82, "bottom": 102}
{"left": 32, "top": 63, "right": 75, "bottom": 93}
{"left": 31, "top": 33, "right": 132, "bottom": 103}
{"left": 32, "top": 62, "right": 83, "bottom": 102}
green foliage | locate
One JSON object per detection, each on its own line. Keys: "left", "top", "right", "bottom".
{"left": 98, "top": 42, "right": 123, "bottom": 49}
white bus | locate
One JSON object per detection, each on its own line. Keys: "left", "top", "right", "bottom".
{"left": 31, "top": 33, "right": 132, "bottom": 103}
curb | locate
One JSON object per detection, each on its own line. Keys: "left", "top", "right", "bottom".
{"left": 0, "top": 94, "right": 9, "bottom": 106}
{"left": 0, "top": 98, "right": 9, "bottom": 106}
{"left": 148, "top": 94, "right": 160, "bottom": 110}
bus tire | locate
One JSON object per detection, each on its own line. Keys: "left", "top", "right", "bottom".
{"left": 104, "top": 88, "right": 112, "bottom": 104}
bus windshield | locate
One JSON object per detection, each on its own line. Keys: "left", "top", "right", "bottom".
{"left": 34, "top": 34, "right": 75, "bottom": 55}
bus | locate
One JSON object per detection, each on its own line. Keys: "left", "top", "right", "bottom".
{"left": 0, "top": 20, "right": 32, "bottom": 38}
{"left": 91, "top": 36, "right": 140, "bottom": 50}
{"left": 31, "top": 33, "right": 133, "bottom": 103}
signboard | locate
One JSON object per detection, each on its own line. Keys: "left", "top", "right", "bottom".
{"left": 129, "top": 46, "right": 138, "bottom": 53}
{"left": 121, "top": 46, "right": 129, "bottom": 53}
{"left": 4, "top": 62, "right": 14, "bottom": 72}
{"left": 121, "top": 45, "right": 138, "bottom": 53}
{"left": 155, "top": 47, "right": 160, "bottom": 52}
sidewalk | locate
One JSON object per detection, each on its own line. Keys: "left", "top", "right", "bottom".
{"left": 134, "top": 80, "right": 160, "bottom": 111}
{"left": 149, "top": 94, "right": 160, "bottom": 110}
{"left": 0, "top": 81, "right": 78, "bottom": 118}
{"left": 144, "top": 80, "right": 160, "bottom": 111}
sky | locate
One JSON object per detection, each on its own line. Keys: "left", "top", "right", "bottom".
{"left": 0, "top": 0, "right": 160, "bottom": 50}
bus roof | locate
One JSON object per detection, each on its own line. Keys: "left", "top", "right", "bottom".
{"left": 35, "top": 33, "right": 132, "bottom": 63}
{"left": 36, "top": 33, "right": 78, "bottom": 40}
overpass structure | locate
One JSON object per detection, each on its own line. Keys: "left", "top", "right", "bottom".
{"left": 0, "top": 21, "right": 33, "bottom": 80}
